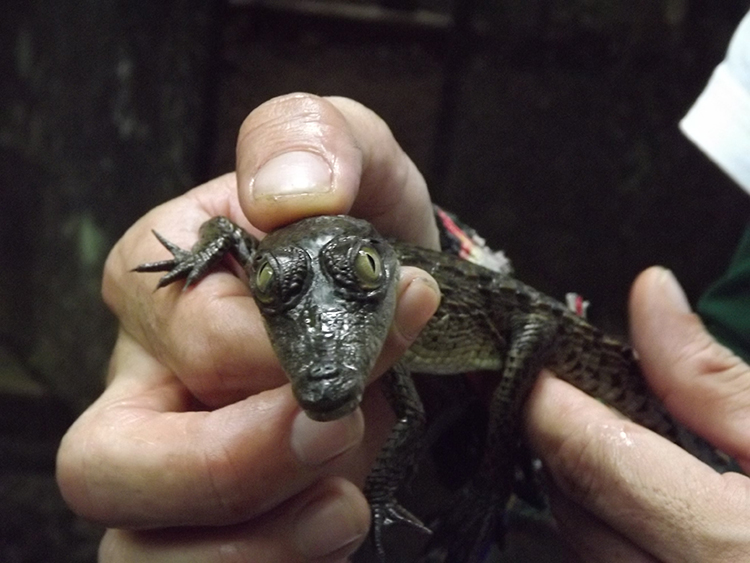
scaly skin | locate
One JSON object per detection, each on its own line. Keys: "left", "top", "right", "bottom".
{"left": 135, "top": 213, "right": 731, "bottom": 563}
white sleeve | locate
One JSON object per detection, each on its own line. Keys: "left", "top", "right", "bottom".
{"left": 680, "top": 11, "right": 750, "bottom": 194}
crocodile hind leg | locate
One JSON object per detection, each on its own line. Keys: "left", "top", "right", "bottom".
{"left": 420, "top": 313, "right": 558, "bottom": 563}
{"left": 361, "top": 363, "right": 431, "bottom": 561}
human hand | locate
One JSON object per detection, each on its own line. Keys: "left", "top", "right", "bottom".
{"left": 525, "top": 266, "right": 750, "bottom": 562}
{"left": 56, "top": 93, "right": 441, "bottom": 563}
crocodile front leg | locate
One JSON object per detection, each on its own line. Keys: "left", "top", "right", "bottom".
{"left": 421, "top": 313, "right": 559, "bottom": 563}
{"left": 362, "top": 362, "right": 431, "bottom": 561}
{"left": 134, "top": 216, "right": 257, "bottom": 289}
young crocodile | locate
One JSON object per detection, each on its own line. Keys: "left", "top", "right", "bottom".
{"left": 136, "top": 213, "right": 731, "bottom": 563}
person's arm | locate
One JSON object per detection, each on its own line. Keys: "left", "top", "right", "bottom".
{"left": 56, "top": 93, "right": 441, "bottom": 563}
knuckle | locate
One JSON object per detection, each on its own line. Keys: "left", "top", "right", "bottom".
{"left": 198, "top": 425, "right": 262, "bottom": 523}
{"left": 248, "top": 92, "right": 324, "bottom": 131}
{"left": 57, "top": 409, "right": 129, "bottom": 525}
{"left": 238, "top": 93, "right": 351, "bottom": 164}
{"left": 671, "top": 320, "right": 742, "bottom": 378}
{"left": 664, "top": 321, "right": 750, "bottom": 412}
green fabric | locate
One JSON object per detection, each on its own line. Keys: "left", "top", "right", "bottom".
{"left": 698, "top": 223, "right": 750, "bottom": 364}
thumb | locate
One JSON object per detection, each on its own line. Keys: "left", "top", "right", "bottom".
{"left": 629, "top": 266, "right": 750, "bottom": 469}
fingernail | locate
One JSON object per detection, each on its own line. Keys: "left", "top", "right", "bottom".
{"left": 291, "top": 409, "right": 364, "bottom": 466}
{"left": 294, "top": 491, "right": 367, "bottom": 559}
{"left": 253, "top": 151, "right": 333, "bottom": 198}
{"left": 658, "top": 267, "right": 692, "bottom": 313}
{"left": 395, "top": 275, "right": 441, "bottom": 341}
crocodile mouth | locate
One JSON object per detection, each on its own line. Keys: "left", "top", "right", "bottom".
{"left": 301, "top": 397, "right": 360, "bottom": 421}
{"left": 292, "top": 371, "right": 364, "bottom": 421}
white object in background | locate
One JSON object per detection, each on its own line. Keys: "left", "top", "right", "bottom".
{"left": 680, "top": 11, "right": 750, "bottom": 194}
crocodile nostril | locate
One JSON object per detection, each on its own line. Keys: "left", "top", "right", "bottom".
{"left": 309, "top": 363, "right": 340, "bottom": 380}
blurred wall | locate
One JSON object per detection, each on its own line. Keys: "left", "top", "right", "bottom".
{"left": 1, "top": 1, "right": 749, "bottom": 561}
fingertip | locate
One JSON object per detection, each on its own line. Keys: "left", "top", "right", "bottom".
{"left": 629, "top": 266, "right": 691, "bottom": 324}
{"left": 368, "top": 267, "right": 440, "bottom": 381}
{"left": 628, "top": 266, "right": 750, "bottom": 464}
{"left": 235, "top": 93, "right": 363, "bottom": 231}
{"left": 392, "top": 267, "right": 441, "bottom": 345}
{"left": 234, "top": 93, "right": 437, "bottom": 248}
{"left": 628, "top": 266, "right": 709, "bottom": 392}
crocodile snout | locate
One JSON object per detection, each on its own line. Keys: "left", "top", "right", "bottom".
{"left": 292, "top": 364, "right": 364, "bottom": 422}
{"left": 309, "top": 362, "right": 340, "bottom": 380}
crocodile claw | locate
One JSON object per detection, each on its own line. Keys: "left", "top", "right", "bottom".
{"left": 418, "top": 485, "right": 502, "bottom": 563}
{"left": 370, "top": 499, "right": 431, "bottom": 561}
{"left": 133, "top": 231, "right": 220, "bottom": 290}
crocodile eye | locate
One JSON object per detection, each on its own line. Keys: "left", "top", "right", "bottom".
{"left": 254, "top": 260, "right": 275, "bottom": 303}
{"left": 320, "top": 236, "right": 391, "bottom": 301}
{"left": 252, "top": 247, "right": 311, "bottom": 313}
{"left": 354, "top": 246, "right": 382, "bottom": 288}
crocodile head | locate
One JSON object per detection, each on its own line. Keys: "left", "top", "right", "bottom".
{"left": 249, "top": 215, "right": 398, "bottom": 421}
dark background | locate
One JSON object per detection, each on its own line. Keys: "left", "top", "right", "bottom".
{"left": 2, "top": 1, "right": 750, "bottom": 561}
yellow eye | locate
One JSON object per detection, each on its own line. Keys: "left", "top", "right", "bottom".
{"left": 354, "top": 246, "right": 382, "bottom": 288}
{"left": 255, "top": 261, "right": 275, "bottom": 302}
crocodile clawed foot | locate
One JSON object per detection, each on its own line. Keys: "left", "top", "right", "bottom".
{"left": 418, "top": 485, "right": 502, "bottom": 563}
{"left": 370, "top": 499, "right": 431, "bottom": 561}
{"left": 133, "top": 231, "right": 220, "bottom": 290}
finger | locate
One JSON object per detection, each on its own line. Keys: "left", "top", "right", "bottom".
{"left": 546, "top": 483, "right": 661, "bottom": 563}
{"left": 235, "top": 93, "right": 439, "bottom": 249}
{"left": 629, "top": 266, "right": 750, "bottom": 468}
{"left": 56, "top": 331, "right": 370, "bottom": 529}
{"left": 526, "top": 372, "right": 750, "bottom": 563}
{"left": 372, "top": 266, "right": 441, "bottom": 378}
{"left": 99, "top": 477, "right": 369, "bottom": 563}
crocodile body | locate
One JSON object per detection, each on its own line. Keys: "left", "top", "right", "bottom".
{"left": 136, "top": 213, "right": 729, "bottom": 563}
